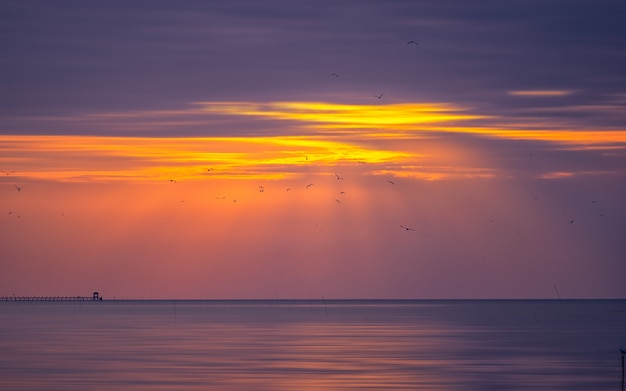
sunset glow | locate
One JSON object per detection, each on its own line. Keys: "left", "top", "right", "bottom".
{"left": 1, "top": 1, "right": 625, "bottom": 300}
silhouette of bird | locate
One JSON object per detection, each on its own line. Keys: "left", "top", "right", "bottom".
{"left": 259, "top": 186, "right": 265, "bottom": 192}
{"left": 387, "top": 180, "right": 395, "bottom": 185}
{"left": 407, "top": 40, "right": 419, "bottom": 46}
{"left": 372, "top": 93, "right": 384, "bottom": 99}
{"left": 328, "top": 73, "right": 339, "bottom": 78}
{"left": 334, "top": 173, "right": 344, "bottom": 180}
{"left": 286, "top": 188, "right": 291, "bottom": 192}
{"left": 569, "top": 219, "right": 575, "bottom": 224}
{"left": 306, "top": 183, "right": 314, "bottom": 189}
{"left": 1, "top": 170, "right": 15, "bottom": 175}
{"left": 339, "top": 191, "right": 345, "bottom": 195}
{"left": 400, "top": 225, "right": 415, "bottom": 231}
{"left": 168, "top": 179, "right": 176, "bottom": 184}
{"left": 14, "top": 185, "right": 24, "bottom": 191}
{"left": 334, "top": 199, "right": 341, "bottom": 203}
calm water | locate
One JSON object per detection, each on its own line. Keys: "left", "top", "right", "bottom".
{"left": 0, "top": 300, "right": 624, "bottom": 390}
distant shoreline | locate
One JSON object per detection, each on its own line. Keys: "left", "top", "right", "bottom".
{"left": 2, "top": 297, "right": 624, "bottom": 303}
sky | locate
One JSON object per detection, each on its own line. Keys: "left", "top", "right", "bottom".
{"left": 1, "top": 0, "right": 625, "bottom": 299}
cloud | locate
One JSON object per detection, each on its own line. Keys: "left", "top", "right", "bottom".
{"left": 508, "top": 90, "right": 575, "bottom": 97}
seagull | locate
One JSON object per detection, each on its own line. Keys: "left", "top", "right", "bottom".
{"left": 328, "top": 73, "right": 339, "bottom": 78}
{"left": 400, "top": 225, "right": 415, "bottom": 231}
{"left": 306, "top": 183, "right": 314, "bottom": 189}
{"left": 387, "top": 180, "right": 395, "bottom": 185}
{"left": 372, "top": 93, "right": 384, "bottom": 99}
{"left": 334, "top": 173, "right": 344, "bottom": 180}
{"left": 407, "top": 40, "right": 419, "bottom": 46}
{"left": 569, "top": 219, "right": 575, "bottom": 224}
{"left": 334, "top": 199, "right": 341, "bottom": 203}
{"left": 14, "top": 185, "right": 24, "bottom": 191}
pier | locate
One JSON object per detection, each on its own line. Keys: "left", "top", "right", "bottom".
{"left": 1, "top": 292, "right": 103, "bottom": 302}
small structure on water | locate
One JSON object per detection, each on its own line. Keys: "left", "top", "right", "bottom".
{"left": 93, "top": 292, "right": 102, "bottom": 301}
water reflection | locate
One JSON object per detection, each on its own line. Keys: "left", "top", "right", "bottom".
{"left": 0, "top": 300, "right": 624, "bottom": 390}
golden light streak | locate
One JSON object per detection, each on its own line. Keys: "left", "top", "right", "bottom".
{"left": 198, "top": 101, "right": 490, "bottom": 129}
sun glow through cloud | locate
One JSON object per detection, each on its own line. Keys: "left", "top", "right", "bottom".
{"left": 2, "top": 100, "right": 626, "bottom": 184}
{"left": 198, "top": 101, "right": 490, "bottom": 129}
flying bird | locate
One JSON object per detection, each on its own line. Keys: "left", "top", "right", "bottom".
{"left": 569, "top": 219, "right": 575, "bottom": 224}
{"left": 372, "top": 93, "right": 384, "bottom": 99}
{"left": 407, "top": 40, "right": 419, "bottom": 46}
{"left": 168, "top": 179, "right": 176, "bottom": 184}
{"left": 334, "top": 173, "right": 344, "bottom": 180}
{"left": 306, "top": 183, "right": 314, "bottom": 189}
{"left": 387, "top": 180, "right": 395, "bottom": 185}
{"left": 334, "top": 199, "right": 341, "bottom": 204}
{"left": 14, "top": 185, "right": 24, "bottom": 191}
{"left": 328, "top": 73, "right": 339, "bottom": 78}
{"left": 259, "top": 186, "right": 265, "bottom": 192}
{"left": 400, "top": 225, "right": 415, "bottom": 231}
{"left": 1, "top": 170, "right": 15, "bottom": 175}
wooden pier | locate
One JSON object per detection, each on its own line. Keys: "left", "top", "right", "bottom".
{"left": 0, "top": 292, "right": 103, "bottom": 302}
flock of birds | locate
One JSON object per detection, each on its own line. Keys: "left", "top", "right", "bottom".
{"left": 152, "top": 39, "right": 425, "bottom": 231}
{"left": 167, "top": 166, "right": 415, "bottom": 231}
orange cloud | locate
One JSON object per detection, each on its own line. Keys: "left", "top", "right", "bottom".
{"left": 0, "top": 135, "right": 410, "bottom": 182}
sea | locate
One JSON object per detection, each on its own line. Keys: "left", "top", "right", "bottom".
{"left": 0, "top": 299, "right": 624, "bottom": 390}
